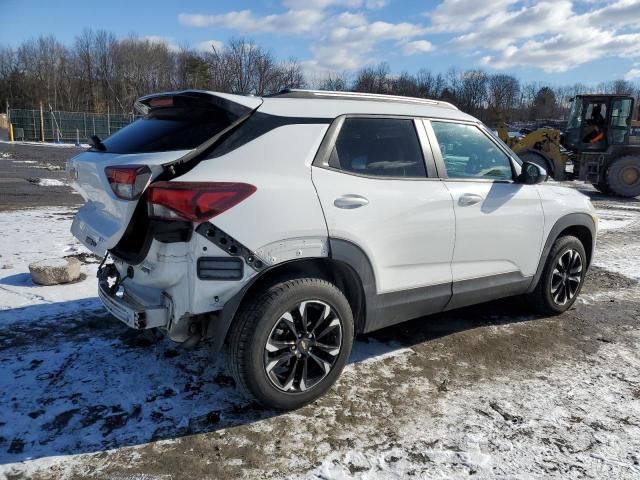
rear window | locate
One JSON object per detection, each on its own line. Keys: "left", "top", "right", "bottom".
{"left": 101, "top": 106, "right": 233, "bottom": 154}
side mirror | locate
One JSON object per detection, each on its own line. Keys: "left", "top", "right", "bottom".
{"left": 518, "top": 161, "right": 548, "bottom": 185}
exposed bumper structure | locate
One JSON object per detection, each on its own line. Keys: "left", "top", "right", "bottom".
{"left": 98, "top": 278, "right": 170, "bottom": 330}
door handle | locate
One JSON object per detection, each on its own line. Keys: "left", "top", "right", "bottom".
{"left": 458, "top": 193, "right": 484, "bottom": 206}
{"left": 334, "top": 194, "right": 369, "bottom": 209}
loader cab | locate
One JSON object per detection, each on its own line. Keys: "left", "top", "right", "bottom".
{"left": 563, "top": 95, "right": 635, "bottom": 152}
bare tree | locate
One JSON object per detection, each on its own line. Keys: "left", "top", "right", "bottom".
{"left": 2, "top": 30, "right": 640, "bottom": 126}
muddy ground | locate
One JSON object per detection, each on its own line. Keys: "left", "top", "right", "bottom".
{"left": 0, "top": 142, "right": 639, "bottom": 479}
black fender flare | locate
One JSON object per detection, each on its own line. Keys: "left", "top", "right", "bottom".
{"left": 206, "top": 238, "right": 378, "bottom": 356}
{"left": 527, "top": 212, "right": 596, "bottom": 293}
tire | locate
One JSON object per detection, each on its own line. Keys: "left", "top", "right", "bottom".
{"left": 593, "top": 182, "right": 612, "bottom": 195}
{"left": 225, "top": 277, "right": 354, "bottom": 410}
{"left": 605, "top": 155, "right": 640, "bottom": 198}
{"left": 519, "top": 151, "right": 558, "bottom": 180}
{"left": 527, "top": 235, "right": 587, "bottom": 315}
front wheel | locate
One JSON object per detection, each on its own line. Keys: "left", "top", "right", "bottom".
{"left": 606, "top": 155, "right": 640, "bottom": 198}
{"left": 225, "top": 277, "right": 354, "bottom": 410}
{"left": 527, "top": 235, "right": 587, "bottom": 315}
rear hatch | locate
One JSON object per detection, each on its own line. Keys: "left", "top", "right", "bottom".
{"left": 69, "top": 91, "right": 262, "bottom": 256}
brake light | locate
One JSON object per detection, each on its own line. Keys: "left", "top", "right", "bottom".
{"left": 149, "top": 96, "right": 174, "bottom": 108}
{"left": 105, "top": 165, "right": 151, "bottom": 200}
{"left": 147, "top": 182, "right": 256, "bottom": 222}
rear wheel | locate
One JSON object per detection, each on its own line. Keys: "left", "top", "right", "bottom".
{"left": 606, "top": 155, "right": 640, "bottom": 198}
{"left": 225, "top": 277, "right": 354, "bottom": 410}
{"left": 527, "top": 235, "right": 587, "bottom": 315}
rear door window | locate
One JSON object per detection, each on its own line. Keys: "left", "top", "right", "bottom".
{"left": 329, "top": 117, "right": 427, "bottom": 178}
{"left": 101, "top": 106, "right": 233, "bottom": 154}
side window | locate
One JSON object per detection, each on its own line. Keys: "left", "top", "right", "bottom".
{"left": 329, "top": 118, "right": 427, "bottom": 178}
{"left": 431, "top": 121, "right": 513, "bottom": 181}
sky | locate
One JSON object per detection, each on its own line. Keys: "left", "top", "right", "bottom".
{"left": 2, "top": 0, "right": 640, "bottom": 85}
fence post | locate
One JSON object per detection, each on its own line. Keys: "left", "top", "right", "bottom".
{"left": 76, "top": 128, "right": 80, "bottom": 147}
{"left": 50, "top": 110, "right": 55, "bottom": 143}
{"left": 92, "top": 115, "right": 95, "bottom": 136}
{"left": 107, "top": 105, "right": 111, "bottom": 135}
{"left": 39, "top": 102, "right": 45, "bottom": 142}
{"left": 84, "top": 113, "right": 87, "bottom": 139}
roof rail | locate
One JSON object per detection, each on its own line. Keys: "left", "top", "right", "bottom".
{"left": 271, "top": 89, "right": 459, "bottom": 110}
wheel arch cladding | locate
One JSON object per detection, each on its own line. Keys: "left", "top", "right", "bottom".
{"left": 528, "top": 212, "right": 596, "bottom": 293}
{"left": 208, "top": 256, "right": 367, "bottom": 357}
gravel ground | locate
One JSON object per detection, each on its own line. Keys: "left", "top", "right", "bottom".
{"left": 0, "top": 143, "right": 639, "bottom": 479}
{"left": 0, "top": 142, "right": 82, "bottom": 211}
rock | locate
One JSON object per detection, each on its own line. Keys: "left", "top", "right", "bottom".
{"left": 29, "top": 257, "right": 81, "bottom": 285}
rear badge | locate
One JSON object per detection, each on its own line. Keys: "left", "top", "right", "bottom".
{"left": 85, "top": 236, "right": 97, "bottom": 247}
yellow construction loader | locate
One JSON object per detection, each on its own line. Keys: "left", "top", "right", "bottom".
{"left": 498, "top": 94, "right": 640, "bottom": 197}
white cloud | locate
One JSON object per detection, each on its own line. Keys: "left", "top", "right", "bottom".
{"left": 197, "top": 40, "right": 224, "bottom": 52}
{"left": 179, "top": 2, "right": 433, "bottom": 72}
{"left": 328, "top": 21, "right": 426, "bottom": 44}
{"left": 312, "top": 21, "right": 429, "bottom": 70}
{"left": 427, "top": 0, "right": 519, "bottom": 33}
{"left": 178, "top": 9, "right": 324, "bottom": 34}
{"left": 625, "top": 68, "right": 640, "bottom": 80}
{"left": 364, "top": 0, "right": 388, "bottom": 8}
{"left": 282, "top": 0, "right": 385, "bottom": 9}
{"left": 430, "top": 0, "right": 640, "bottom": 74}
{"left": 335, "top": 12, "right": 368, "bottom": 28}
{"left": 143, "top": 35, "right": 180, "bottom": 52}
{"left": 401, "top": 40, "right": 434, "bottom": 56}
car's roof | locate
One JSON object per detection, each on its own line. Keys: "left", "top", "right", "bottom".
{"left": 258, "top": 89, "right": 477, "bottom": 122}
{"left": 136, "top": 89, "right": 478, "bottom": 123}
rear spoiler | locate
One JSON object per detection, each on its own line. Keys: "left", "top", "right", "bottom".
{"left": 135, "top": 90, "right": 262, "bottom": 118}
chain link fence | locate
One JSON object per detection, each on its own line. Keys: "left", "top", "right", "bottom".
{"left": 7, "top": 108, "right": 139, "bottom": 143}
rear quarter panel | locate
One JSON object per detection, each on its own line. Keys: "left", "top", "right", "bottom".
{"left": 174, "top": 123, "right": 331, "bottom": 255}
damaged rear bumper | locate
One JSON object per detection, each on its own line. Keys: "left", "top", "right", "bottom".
{"left": 98, "top": 266, "right": 170, "bottom": 330}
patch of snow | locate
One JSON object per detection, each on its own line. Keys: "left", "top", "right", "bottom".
{"left": 596, "top": 209, "right": 638, "bottom": 231}
{"left": 0, "top": 208, "right": 96, "bottom": 314}
{"left": 34, "top": 178, "right": 67, "bottom": 187}
{"left": 0, "top": 140, "right": 89, "bottom": 149}
{"left": 11, "top": 160, "right": 38, "bottom": 164}
{"left": 593, "top": 244, "right": 640, "bottom": 281}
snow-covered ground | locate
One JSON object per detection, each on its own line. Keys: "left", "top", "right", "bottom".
{"left": 0, "top": 208, "right": 97, "bottom": 312}
{"left": 1, "top": 196, "right": 639, "bottom": 479}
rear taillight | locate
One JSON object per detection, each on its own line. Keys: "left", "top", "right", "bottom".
{"left": 105, "top": 165, "right": 151, "bottom": 200}
{"left": 146, "top": 182, "right": 256, "bottom": 223}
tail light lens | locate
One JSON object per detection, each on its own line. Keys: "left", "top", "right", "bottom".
{"left": 105, "top": 165, "right": 151, "bottom": 200}
{"left": 147, "top": 182, "right": 256, "bottom": 223}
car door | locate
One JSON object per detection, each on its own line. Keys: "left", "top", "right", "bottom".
{"left": 311, "top": 116, "right": 456, "bottom": 329}
{"left": 424, "top": 119, "right": 545, "bottom": 310}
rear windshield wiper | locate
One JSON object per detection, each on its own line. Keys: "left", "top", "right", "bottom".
{"left": 89, "top": 135, "right": 106, "bottom": 151}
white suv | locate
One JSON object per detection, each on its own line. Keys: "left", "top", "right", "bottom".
{"left": 69, "top": 89, "right": 597, "bottom": 410}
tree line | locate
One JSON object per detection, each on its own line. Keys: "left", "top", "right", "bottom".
{"left": 1, "top": 30, "right": 639, "bottom": 126}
